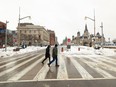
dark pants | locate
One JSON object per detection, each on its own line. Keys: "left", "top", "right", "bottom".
{"left": 48, "top": 56, "right": 58, "bottom": 66}
{"left": 42, "top": 55, "right": 50, "bottom": 63}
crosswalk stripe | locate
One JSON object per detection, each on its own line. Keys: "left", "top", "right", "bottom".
{"left": 80, "top": 57, "right": 114, "bottom": 78}
{"left": 83, "top": 56, "right": 116, "bottom": 72}
{"left": 0, "top": 54, "right": 36, "bottom": 69}
{"left": 88, "top": 55, "right": 116, "bottom": 63}
{"left": 99, "top": 56, "right": 116, "bottom": 65}
{"left": 70, "top": 56, "right": 93, "bottom": 79}
{"left": 86, "top": 55, "right": 116, "bottom": 65}
{"left": 0, "top": 53, "right": 34, "bottom": 65}
{"left": 8, "top": 56, "right": 44, "bottom": 81}
{"left": 0, "top": 54, "right": 42, "bottom": 77}
{"left": 57, "top": 55, "right": 68, "bottom": 79}
{"left": 33, "top": 60, "right": 49, "bottom": 80}
{"left": 101, "top": 56, "right": 116, "bottom": 62}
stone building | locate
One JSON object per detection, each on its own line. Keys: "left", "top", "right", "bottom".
{"left": 72, "top": 24, "right": 105, "bottom": 47}
{"left": 47, "top": 30, "right": 56, "bottom": 45}
{"left": 17, "top": 23, "right": 49, "bottom": 46}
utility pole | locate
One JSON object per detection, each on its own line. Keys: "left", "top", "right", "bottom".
{"left": 18, "top": 7, "right": 20, "bottom": 47}
{"left": 17, "top": 7, "right": 31, "bottom": 47}
{"left": 85, "top": 10, "right": 96, "bottom": 46}
{"left": 85, "top": 10, "right": 96, "bottom": 37}
{"left": 94, "top": 10, "right": 96, "bottom": 37}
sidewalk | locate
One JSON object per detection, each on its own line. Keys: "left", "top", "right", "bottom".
{"left": 0, "top": 79, "right": 116, "bottom": 87}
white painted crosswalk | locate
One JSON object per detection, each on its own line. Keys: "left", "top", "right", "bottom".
{"left": 0, "top": 52, "right": 116, "bottom": 82}
{"left": 57, "top": 55, "right": 68, "bottom": 79}
{"left": 80, "top": 58, "right": 114, "bottom": 78}
{"left": 8, "top": 56, "right": 44, "bottom": 81}
{"left": 70, "top": 57, "right": 93, "bottom": 79}
{"left": 34, "top": 60, "right": 50, "bottom": 80}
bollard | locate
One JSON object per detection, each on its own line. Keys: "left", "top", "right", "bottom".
{"left": 78, "top": 47, "right": 80, "bottom": 51}
{"left": 61, "top": 47, "right": 64, "bottom": 52}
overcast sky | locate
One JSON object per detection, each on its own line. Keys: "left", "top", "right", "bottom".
{"left": 0, "top": 0, "right": 116, "bottom": 43}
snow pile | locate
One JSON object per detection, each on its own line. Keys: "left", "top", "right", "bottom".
{"left": 62, "top": 46, "right": 116, "bottom": 56}
{"left": 0, "top": 46, "right": 46, "bottom": 58}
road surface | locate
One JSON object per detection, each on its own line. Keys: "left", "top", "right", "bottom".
{"left": 0, "top": 47, "right": 116, "bottom": 87}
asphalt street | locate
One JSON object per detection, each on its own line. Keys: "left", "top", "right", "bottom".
{"left": 0, "top": 48, "right": 116, "bottom": 87}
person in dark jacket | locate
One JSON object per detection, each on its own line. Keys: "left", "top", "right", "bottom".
{"left": 41, "top": 45, "right": 51, "bottom": 64}
{"left": 48, "top": 44, "right": 59, "bottom": 67}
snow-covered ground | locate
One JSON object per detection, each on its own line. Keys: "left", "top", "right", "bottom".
{"left": 0, "top": 46, "right": 46, "bottom": 58}
{"left": 0, "top": 46, "right": 116, "bottom": 58}
{"left": 62, "top": 46, "right": 116, "bottom": 56}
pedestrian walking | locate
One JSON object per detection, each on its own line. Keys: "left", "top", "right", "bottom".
{"left": 48, "top": 44, "right": 59, "bottom": 67}
{"left": 41, "top": 45, "right": 51, "bottom": 64}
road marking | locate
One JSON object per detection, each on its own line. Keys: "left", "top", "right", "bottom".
{"left": 99, "top": 56, "right": 116, "bottom": 65}
{"left": 0, "top": 54, "right": 36, "bottom": 69}
{"left": 0, "top": 54, "right": 42, "bottom": 77}
{"left": 57, "top": 55, "right": 68, "bottom": 79}
{"left": 1, "top": 51, "right": 116, "bottom": 81}
{"left": 80, "top": 57, "right": 114, "bottom": 78}
{"left": 33, "top": 60, "right": 49, "bottom": 80}
{"left": 0, "top": 53, "right": 34, "bottom": 64}
{"left": 70, "top": 56, "right": 93, "bottom": 79}
{"left": 83, "top": 56, "right": 116, "bottom": 72}
{"left": 86, "top": 55, "right": 116, "bottom": 65}
{"left": 8, "top": 56, "right": 44, "bottom": 81}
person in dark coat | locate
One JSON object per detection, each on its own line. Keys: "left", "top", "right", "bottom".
{"left": 48, "top": 44, "right": 59, "bottom": 67}
{"left": 41, "top": 45, "right": 51, "bottom": 64}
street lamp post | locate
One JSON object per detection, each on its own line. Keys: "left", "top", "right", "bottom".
{"left": 85, "top": 11, "right": 96, "bottom": 37}
{"left": 85, "top": 10, "right": 96, "bottom": 46}
{"left": 17, "top": 8, "right": 31, "bottom": 47}
{"left": 5, "top": 21, "right": 9, "bottom": 52}
{"left": 100, "top": 22, "right": 104, "bottom": 48}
